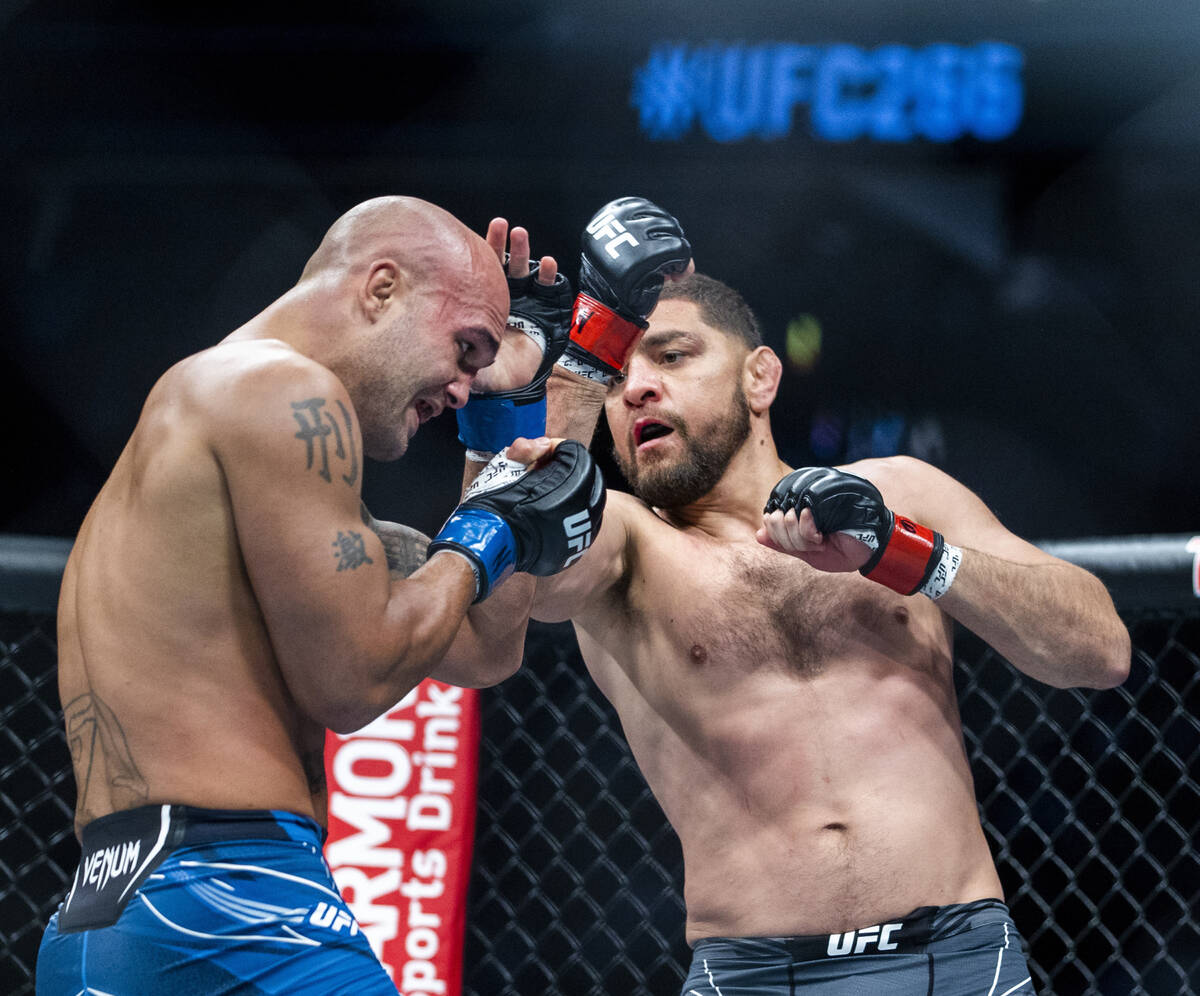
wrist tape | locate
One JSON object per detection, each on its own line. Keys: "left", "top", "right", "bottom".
{"left": 567, "top": 293, "right": 643, "bottom": 373}
{"left": 456, "top": 395, "right": 547, "bottom": 455}
{"left": 919, "top": 541, "right": 961, "bottom": 600}
{"left": 429, "top": 509, "right": 517, "bottom": 602}
{"left": 556, "top": 350, "right": 614, "bottom": 384}
{"left": 860, "top": 514, "right": 961, "bottom": 599}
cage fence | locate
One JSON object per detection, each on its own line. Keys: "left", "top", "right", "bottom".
{"left": 2, "top": 534, "right": 1197, "bottom": 995}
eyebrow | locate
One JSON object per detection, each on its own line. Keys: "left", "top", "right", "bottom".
{"left": 638, "top": 329, "right": 703, "bottom": 351}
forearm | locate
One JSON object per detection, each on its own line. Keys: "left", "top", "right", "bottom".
{"left": 441, "top": 431, "right": 605, "bottom": 685}
{"left": 363, "top": 486, "right": 533, "bottom": 690}
{"left": 353, "top": 508, "right": 506, "bottom": 698}
{"left": 310, "top": 551, "right": 475, "bottom": 734}
{"left": 383, "top": 551, "right": 479, "bottom": 682}
{"left": 437, "top": 574, "right": 535, "bottom": 687}
{"left": 936, "top": 548, "right": 1130, "bottom": 689}
{"left": 434, "top": 456, "right": 541, "bottom": 687}
{"left": 547, "top": 366, "right": 607, "bottom": 446}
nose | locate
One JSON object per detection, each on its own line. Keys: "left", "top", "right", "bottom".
{"left": 621, "top": 355, "right": 661, "bottom": 407}
{"left": 445, "top": 375, "right": 472, "bottom": 411}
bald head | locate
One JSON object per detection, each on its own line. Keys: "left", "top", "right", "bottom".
{"left": 300, "top": 195, "right": 492, "bottom": 289}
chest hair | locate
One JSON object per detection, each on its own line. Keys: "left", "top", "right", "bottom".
{"left": 672, "top": 545, "right": 895, "bottom": 679}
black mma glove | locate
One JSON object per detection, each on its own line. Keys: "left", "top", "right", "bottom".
{"left": 429, "top": 440, "right": 606, "bottom": 601}
{"left": 558, "top": 197, "right": 692, "bottom": 381}
{"left": 765, "top": 467, "right": 962, "bottom": 599}
{"left": 456, "top": 260, "right": 574, "bottom": 456}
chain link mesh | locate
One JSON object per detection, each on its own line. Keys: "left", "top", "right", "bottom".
{"left": 3, "top": 609, "right": 1198, "bottom": 994}
{"left": 1, "top": 612, "right": 78, "bottom": 994}
{"left": 464, "top": 614, "right": 1199, "bottom": 995}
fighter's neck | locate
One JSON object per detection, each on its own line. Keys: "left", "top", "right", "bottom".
{"left": 223, "top": 287, "right": 348, "bottom": 370}
{"left": 654, "top": 436, "right": 790, "bottom": 541}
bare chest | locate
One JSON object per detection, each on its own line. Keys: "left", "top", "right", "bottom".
{"left": 614, "top": 538, "right": 919, "bottom": 682}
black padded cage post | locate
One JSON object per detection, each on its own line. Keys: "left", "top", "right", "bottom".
{"left": 2, "top": 533, "right": 1198, "bottom": 995}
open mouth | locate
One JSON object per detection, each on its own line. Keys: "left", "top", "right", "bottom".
{"left": 635, "top": 419, "right": 675, "bottom": 447}
{"left": 414, "top": 399, "right": 439, "bottom": 424}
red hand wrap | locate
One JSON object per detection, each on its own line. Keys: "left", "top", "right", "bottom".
{"left": 863, "top": 515, "right": 940, "bottom": 596}
{"left": 569, "top": 293, "right": 643, "bottom": 372}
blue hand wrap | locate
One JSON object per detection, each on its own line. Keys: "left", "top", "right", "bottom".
{"left": 455, "top": 395, "right": 547, "bottom": 454}
{"left": 430, "top": 508, "right": 517, "bottom": 602}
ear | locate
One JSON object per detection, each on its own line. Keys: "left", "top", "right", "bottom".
{"left": 360, "top": 259, "right": 406, "bottom": 321}
{"left": 743, "top": 346, "right": 782, "bottom": 415}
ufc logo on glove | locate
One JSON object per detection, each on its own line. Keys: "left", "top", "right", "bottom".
{"left": 562, "top": 509, "right": 595, "bottom": 567}
{"left": 586, "top": 210, "right": 641, "bottom": 259}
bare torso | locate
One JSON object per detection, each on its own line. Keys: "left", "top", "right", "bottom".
{"left": 572, "top": 495, "right": 1002, "bottom": 942}
{"left": 57, "top": 344, "right": 328, "bottom": 837}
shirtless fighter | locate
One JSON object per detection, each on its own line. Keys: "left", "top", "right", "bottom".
{"left": 526, "top": 198, "right": 1132, "bottom": 993}
{"left": 35, "top": 197, "right": 603, "bottom": 995}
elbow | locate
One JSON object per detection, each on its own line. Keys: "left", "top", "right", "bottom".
{"left": 322, "top": 678, "right": 422, "bottom": 734}
{"left": 1075, "top": 623, "right": 1132, "bottom": 690}
{"left": 476, "top": 652, "right": 523, "bottom": 687}
{"left": 315, "top": 690, "right": 391, "bottom": 736}
{"left": 304, "top": 659, "right": 422, "bottom": 736}
{"left": 325, "top": 711, "right": 372, "bottom": 737}
{"left": 283, "top": 633, "right": 443, "bottom": 734}
{"left": 1094, "top": 624, "right": 1133, "bottom": 689}
{"left": 437, "top": 647, "right": 523, "bottom": 689}
{"left": 1030, "top": 620, "right": 1131, "bottom": 691}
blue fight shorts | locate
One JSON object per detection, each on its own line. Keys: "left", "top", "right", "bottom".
{"left": 682, "top": 899, "right": 1037, "bottom": 995}
{"left": 36, "top": 804, "right": 396, "bottom": 995}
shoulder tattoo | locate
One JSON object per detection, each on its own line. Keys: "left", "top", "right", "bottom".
{"left": 291, "top": 397, "right": 359, "bottom": 487}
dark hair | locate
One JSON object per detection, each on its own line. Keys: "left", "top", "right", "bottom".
{"left": 657, "top": 273, "right": 763, "bottom": 350}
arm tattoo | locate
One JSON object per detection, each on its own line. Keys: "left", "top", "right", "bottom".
{"left": 332, "top": 530, "right": 374, "bottom": 571}
{"left": 360, "top": 502, "right": 430, "bottom": 579}
{"left": 291, "top": 397, "right": 360, "bottom": 487}
{"left": 64, "top": 692, "right": 149, "bottom": 824}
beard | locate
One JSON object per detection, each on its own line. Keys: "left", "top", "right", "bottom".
{"left": 344, "top": 309, "right": 426, "bottom": 462}
{"left": 613, "top": 384, "right": 752, "bottom": 509}
{"left": 350, "top": 360, "right": 413, "bottom": 461}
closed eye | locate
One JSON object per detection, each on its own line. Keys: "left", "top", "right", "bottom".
{"left": 458, "top": 329, "right": 499, "bottom": 371}
{"left": 457, "top": 339, "right": 478, "bottom": 370}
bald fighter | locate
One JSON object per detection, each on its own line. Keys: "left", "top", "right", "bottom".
{"left": 36, "top": 197, "right": 604, "bottom": 995}
{"left": 522, "top": 199, "right": 1131, "bottom": 993}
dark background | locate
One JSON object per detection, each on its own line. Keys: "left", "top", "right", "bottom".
{"left": 3, "top": 0, "right": 1198, "bottom": 544}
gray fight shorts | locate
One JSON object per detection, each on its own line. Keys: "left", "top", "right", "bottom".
{"left": 681, "top": 898, "right": 1036, "bottom": 995}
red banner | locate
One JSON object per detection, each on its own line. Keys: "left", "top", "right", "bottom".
{"left": 324, "top": 680, "right": 481, "bottom": 995}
